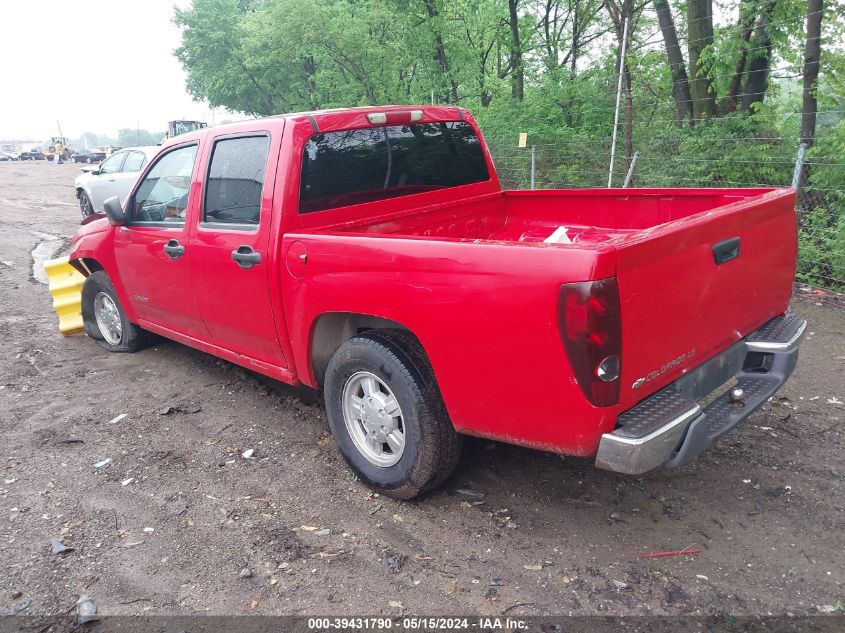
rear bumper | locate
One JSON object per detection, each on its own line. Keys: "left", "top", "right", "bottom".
{"left": 595, "top": 313, "right": 806, "bottom": 475}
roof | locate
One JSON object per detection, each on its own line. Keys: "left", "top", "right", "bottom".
{"left": 112, "top": 145, "right": 160, "bottom": 158}
{"left": 160, "top": 105, "right": 469, "bottom": 149}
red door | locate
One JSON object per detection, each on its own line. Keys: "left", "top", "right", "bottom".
{"left": 188, "top": 131, "right": 287, "bottom": 367}
{"left": 114, "top": 142, "right": 207, "bottom": 336}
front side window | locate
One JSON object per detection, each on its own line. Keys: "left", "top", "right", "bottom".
{"left": 122, "top": 151, "right": 146, "bottom": 173}
{"left": 299, "top": 121, "right": 489, "bottom": 213}
{"left": 99, "top": 152, "right": 126, "bottom": 175}
{"left": 130, "top": 145, "right": 197, "bottom": 224}
{"left": 203, "top": 135, "right": 270, "bottom": 227}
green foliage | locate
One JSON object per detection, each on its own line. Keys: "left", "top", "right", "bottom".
{"left": 171, "top": 0, "right": 845, "bottom": 288}
{"left": 173, "top": 0, "right": 279, "bottom": 115}
{"left": 634, "top": 115, "right": 794, "bottom": 187}
{"left": 70, "top": 132, "right": 119, "bottom": 150}
{"left": 797, "top": 206, "right": 845, "bottom": 290}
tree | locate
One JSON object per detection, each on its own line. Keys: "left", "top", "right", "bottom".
{"left": 604, "top": 0, "right": 641, "bottom": 169}
{"left": 800, "top": 0, "right": 823, "bottom": 148}
{"left": 798, "top": 0, "right": 824, "bottom": 192}
{"left": 687, "top": 0, "right": 716, "bottom": 120}
{"left": 653, "top": 0, "right": 692, "bottom": 125}
{"left": 508, "top": 0, "right": 524, "bottom": 100}
{"left": 739, "top": 0, "right": 777, "bottom": 112}
{"left": 420, "top": 0, "right": 461, "bottom": 103}
{"left": 724, "top": 0, "right": 756, "bottom": 112}
{"left": 453, "top": 0, "right": 507, "bottom": 106}
{"left": 531, "top": 0, "right": 608, "bottom": 75}
{"left": 117, "top": 129, "right": 165, "bottom": 147}
{"left": 174, "top": 0, "right": 283, "bottom": 115}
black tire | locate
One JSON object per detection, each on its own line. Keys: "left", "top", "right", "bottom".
{"left": 81, "top": 271, "right": 152, "bottom": 353}
{"left": 78, "top": 190, "right": 93, "bottom": 218}
{"left": 86, "top": 156, "right": 92, "bottom": 164}
{"left": 324, "top": 330, "right": 462, "bottom": 499}
{"left": 71, "top": 157, "right": 77, "bottom": 163}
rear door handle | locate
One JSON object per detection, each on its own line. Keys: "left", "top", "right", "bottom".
{"left": 231, "top": 245, "right": 262, "bottom": 269}
{"left": 712, "top": 237, "right": 740, "bottom": 265}
{"left": 163, "top": 239, "right": 185, "bottom": 260}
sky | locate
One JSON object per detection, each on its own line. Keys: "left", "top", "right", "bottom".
{"left": 0, "top": 0, "right": 233, "bottom": 141}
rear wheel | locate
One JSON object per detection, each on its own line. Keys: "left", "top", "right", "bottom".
{"left": 78, "top": 191, "right": 93, "bottom": 218}
{"left": 81, "top": 271, "right": 152, "bottom": 352}
{"left": 324, "top": 330, "right": 462, "bottom": 499}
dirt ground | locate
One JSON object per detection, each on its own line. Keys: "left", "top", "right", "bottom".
{"left": 1, "top": 162, "right": 843, "bottom": 619}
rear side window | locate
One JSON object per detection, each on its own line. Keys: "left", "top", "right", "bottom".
{"left": 99, "top": 152, "right": 125, "bottom": 174}
{"left": 204, "top": 135, "right": 270, "bottom": 227}
{"left": 299, "top": 121, "right": 489, "bottom": 213}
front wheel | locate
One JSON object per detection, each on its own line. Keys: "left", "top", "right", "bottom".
{"left": 78, "top": 190, "right": 93, "bottom": 218}
{"left": 324, "top": 330, "right": 462, "bottom": 499}
{"left": 81, "top": 271, "right": 152, "bottom": 352}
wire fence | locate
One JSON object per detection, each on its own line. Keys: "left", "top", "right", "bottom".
{"left": 486, "top": 133, "right": 845, "bottom": 297}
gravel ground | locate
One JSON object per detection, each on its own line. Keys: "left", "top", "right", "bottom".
{"left": 1, "top": 162, "right": 843, "bottom": 619}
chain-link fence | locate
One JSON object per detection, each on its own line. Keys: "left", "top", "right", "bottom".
{"left": 486, "top": 134, "right": 845, "bottom": 295}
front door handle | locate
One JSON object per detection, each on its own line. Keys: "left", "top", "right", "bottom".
{"left": 231, "top": 245, "right": 262, "bottom": 269}
{"left": 163, "top": 239, "right": 185, "bottom": 260}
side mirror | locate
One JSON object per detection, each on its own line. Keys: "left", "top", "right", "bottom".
{"left": 103, "top": 196, "right": 126, "bottom": 226}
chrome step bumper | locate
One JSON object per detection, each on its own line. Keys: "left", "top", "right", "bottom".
{"left": 595, "top": 313, "right": 806, "bottom": 475}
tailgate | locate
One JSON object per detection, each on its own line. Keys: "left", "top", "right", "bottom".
{"left": 615, "top": 189, "right": 796, "bottom": 410}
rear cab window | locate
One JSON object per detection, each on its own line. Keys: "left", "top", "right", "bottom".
{"left": 299, "top": 121, "right": 489, "bottom": 213}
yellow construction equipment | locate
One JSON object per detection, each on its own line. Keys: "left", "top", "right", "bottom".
{"left": 44, "top": 137, "right": 73, "bottom": 162}
{"left": 44, "top": 256, "right": 85, "bottom": 335}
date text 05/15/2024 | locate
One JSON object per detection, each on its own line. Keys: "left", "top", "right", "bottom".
{"left": 306, "top": 617, "right": 528, "bottom": 630}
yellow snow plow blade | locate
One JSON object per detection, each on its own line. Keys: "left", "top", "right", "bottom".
{"left": 44, "top": 256, "right": 85, "bottom": 335}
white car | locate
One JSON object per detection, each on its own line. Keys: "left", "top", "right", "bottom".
{"left": 74, "top": 146, "right": 160, "bottom": 218}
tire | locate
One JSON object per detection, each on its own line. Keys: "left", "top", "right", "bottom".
{"left": 78, "top": 190, "right": 93, "bottom": 218}
{"left": 81, "top": 271, "right": 152, "bottom": 353}
{"left": 71, "top": 157, "right": 77, "bottom": 163}
{"left": 86, "top": 157, "right": 92, "bottom": 164}
{"left": 324, "top": 330, "right": 462, "bottom": 499}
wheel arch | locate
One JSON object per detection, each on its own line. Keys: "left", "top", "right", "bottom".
{"left": 309, "top": 312, "right": 425, "bottom": 387}
{"left": 69, "top": 257, "right": 104, "bottom": 277}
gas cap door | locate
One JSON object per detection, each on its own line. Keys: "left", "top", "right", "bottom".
{"left": 285, "top": 241, "right": 308, "bottom": 278}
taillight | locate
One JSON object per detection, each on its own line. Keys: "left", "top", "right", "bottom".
{"left": 558, "top": 278, "right": 622, "bottom": 407}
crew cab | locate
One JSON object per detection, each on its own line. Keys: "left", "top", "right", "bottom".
{"left": 68, "top": 105, "right": 805, "bottom": 498}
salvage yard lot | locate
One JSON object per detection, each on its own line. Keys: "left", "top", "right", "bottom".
{"left": 1, "top": 162, "right": 843, "bottom": 617}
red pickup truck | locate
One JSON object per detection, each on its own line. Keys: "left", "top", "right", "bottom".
{"left": 68, "top": 105, "right": 805, "bottom": 498}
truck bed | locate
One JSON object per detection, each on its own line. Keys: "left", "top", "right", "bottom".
{"left": 315, "top": 186, "right": 797, "bottom": 412}
{"left": 326, "top": 188, "right": 780, "bottom": 248}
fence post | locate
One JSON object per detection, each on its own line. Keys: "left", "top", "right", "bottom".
{"left": 792, "top": 143, "right": 807, "bottom": 191}
{"left": 623, "top": 151, "right": 639, "bottom": 188}
{"left": 530, "top": 145, "right": 536, "bottom": 190}
{"left": 608, "top": 16, "right": 629, "bottom": 188}
{"left": 792, "top": 143, "right": 808, "bottom": 216}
